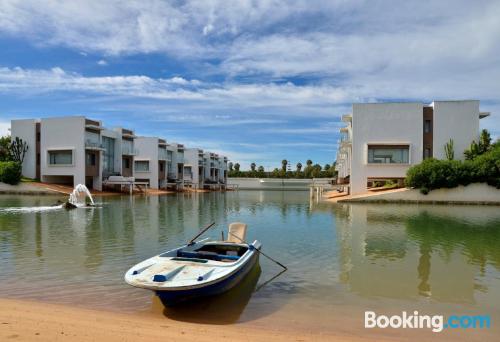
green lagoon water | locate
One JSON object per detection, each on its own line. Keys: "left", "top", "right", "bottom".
{"left": 0, "top": 191, "right": 499, "bottom": 339}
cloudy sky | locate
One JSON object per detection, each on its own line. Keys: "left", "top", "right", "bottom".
{"left": 0, "top": 0, "right": 499, "bottom": 169}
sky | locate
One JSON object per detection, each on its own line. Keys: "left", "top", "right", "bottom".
{"left": 0, "top": 0, "right": 499, "bottom": 170}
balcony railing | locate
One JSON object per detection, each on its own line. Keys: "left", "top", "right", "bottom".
{"left": 85, "top": 140, "right": 104, "bottom": 150}
{"left": 122, "top": 146, "right": 139, "bottom": 155}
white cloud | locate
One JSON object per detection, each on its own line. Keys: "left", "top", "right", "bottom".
{"left": 97, "top": 59, "right": 108, "bottom": 66}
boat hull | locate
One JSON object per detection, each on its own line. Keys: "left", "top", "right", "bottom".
{"left": 156, "top": 251, "right": 259, "bottom": 306}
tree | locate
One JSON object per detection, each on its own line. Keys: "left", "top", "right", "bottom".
{"left": 312, "top": 164, "right": 322, "bottom": 178}
{"left": 0, "top": 136, "right": 12, "bottom": 162}
{"left": 324, "top": 164, "right": 331, "bottom": 171}
{"left": 464, "top": 129, "right": 493, "bottom": 160}
{"left": 9, "top": 137, "right": 28, "bottom": 164}
{"left": 306, "top": 159, "right": 313, "bottom": 166}
{"left": 257, "top": 165, "right": 264, "bottom": 173}
{"left": 296, "top": 162, "right": 302, "bottom": 172}
{"left": 281, "top": 159, "right": 288, "bottom": 172}
{"left": 444, "top": 139, "right": 454, "bottom": 160}
{"left": 250, "top": 162, "right": 256, "bottom": 172}
{"left": 478, "top": 129, "right": 492, "bottom": 154}
{"left": 234, "top": 163, "right": 240, "bottom": 172}
{"left": 228, "top": 162, "right": 234, "bottom": 171}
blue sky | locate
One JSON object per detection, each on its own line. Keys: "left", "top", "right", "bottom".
{"left": 0, "top": 0, "right": 499, "bottom": 169}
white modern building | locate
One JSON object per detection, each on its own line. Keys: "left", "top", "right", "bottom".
{"left": 184, "top": 148, "right": 205, "bottom": 189}
{"left": 167, "top": 142, "right": 185, "bottom": 188}
{"left": 134, "top": 137, "right": 171, "bottom": 189}
{"left": 11, "top": 116, "right": 140, "bottom": 191}
{"left": 335, "top": 100, "right": 491, "bottom": 195}
{"left": 10, "top": 116, "right": 229, "bottom": 192}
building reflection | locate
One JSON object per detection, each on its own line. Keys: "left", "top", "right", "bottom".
{"left": 335, "top": 204, "right": 500, "bottom": 303}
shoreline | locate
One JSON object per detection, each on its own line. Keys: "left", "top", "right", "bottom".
{"left": 0, "top": 298, "right": 360, "bottom": 342}
{"left": 323, "top": 184, "right": 500, "bottom": 205}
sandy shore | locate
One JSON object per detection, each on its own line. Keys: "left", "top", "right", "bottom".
{"left": 0, "top": 298, "right": 362, "bottom": 342}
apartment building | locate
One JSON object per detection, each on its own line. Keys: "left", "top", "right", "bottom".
{"left": 10, "top": 116, "right": 229, "bottom": 192}
{"left": 335, "top": 100, "right": 490, "bottom": 195}
{"left": 184, "top": 148, "right": 205, "bottom": 189}
{"left": 11, "top": 116, "right": 140, "bottom": 191}
{"left": 167, "top": 142, "right": 185, "bottom": 187}
{"left": 134, "top": 137, "right": 172, "bottom": 189}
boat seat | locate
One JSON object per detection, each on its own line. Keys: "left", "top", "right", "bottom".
{"left": 227, "top": 222, "right": 247, "bottom": 243}
{"left": 176, "top": 250, "right": 240, "bottom": 261}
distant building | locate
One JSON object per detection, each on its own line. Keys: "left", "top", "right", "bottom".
{"left": 184, "top": 148, "right": 205, "bottom": 189}
{"left": 10, "top": 116, "right": 228, "bottom": 191}
{"left": 335, "top": 100, "right": 491, "bottom": 195}
{"left": 134, "top": 137, "right": 170, "bottom": 189}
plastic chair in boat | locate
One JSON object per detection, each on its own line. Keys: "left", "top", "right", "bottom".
{"left": 227, "top": 222, "right": 247, "bottom": 243}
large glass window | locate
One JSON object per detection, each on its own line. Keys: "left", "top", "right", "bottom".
{"left": 48, "top": 150, "right": 73, "bottom": 165}
{"left": 135, "top": 160, "right": 149, "bottom": 172}
{"left": 102, "top": 136, "right": 115, "bottom": 174}
{"left": 368, "top": 145, "right": 409, "bottom": 164}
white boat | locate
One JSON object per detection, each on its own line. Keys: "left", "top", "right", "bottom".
{"left": 125, "top": 222, "right": 261, "bottom": 306}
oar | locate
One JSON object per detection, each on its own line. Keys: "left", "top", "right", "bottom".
{"left": 228, "top": 231, "right": 287, "bottom": 271}
{"left": 188, "top": 222, "right": 216, "bottom": 245}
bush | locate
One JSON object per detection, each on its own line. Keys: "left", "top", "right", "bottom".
{"left": 405, "top": 144, "right": 500, "bottom": 194}
{"left": 0, "top": 161, "right": 22, "bottom": 185}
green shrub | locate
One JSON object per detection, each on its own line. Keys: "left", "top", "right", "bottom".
{"left": 405, "top": 144, "right": 500, "bottom": 193}
{"left": 0, "top": 161, "right": 22, "bottom": 185}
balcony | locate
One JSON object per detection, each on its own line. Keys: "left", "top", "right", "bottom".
{"left": 85, "top": 140, "right": 105, "bottom": 150}
{"left": 122, "top": 146, "right": 139, "bottom": 156}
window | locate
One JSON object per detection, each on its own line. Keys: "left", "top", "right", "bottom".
{"left": 123, "top": 158, "right": 130, "bottom": 169}
{"left": 102, "top": 136, "right": 115, "bottom": 174}
{"left": 424, "top": 120, "right": 432, "bottom": 133}
{"left": 86, "top": 153, "right": 96, "bottom": 166}
{"left": 135, "top": 160, "right": 149, "bottom": 172}
{"left": 159, "top": 162, "right": 164, "bottom": 172}
{"left": 48, "top": 150, "right": 73, "bottom": 165}
{"left": 368, "top": 145, "right": 409, "bottom": 164}
{"left": 424, "top": 148, "right": 432, "bottom": 159}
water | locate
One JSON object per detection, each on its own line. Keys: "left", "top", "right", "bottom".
{"left": 0, "top": 191, "right": 499, "bottom": 340}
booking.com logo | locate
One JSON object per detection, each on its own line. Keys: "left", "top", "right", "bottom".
{"left": 365, "top": 311, "right": 491, "bottom": 333}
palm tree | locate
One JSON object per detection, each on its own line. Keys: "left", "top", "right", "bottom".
{"left": 234, "top": 163, "right": 240, "bottom": 172}
{"left": 324, "top": 163, "right": 331, "bottom": 171}
{"left": 296, "top": 162, "right": 302, "bottom": 172}
{"left": 306, "top": 159, "right": 313, "bottom": 166}
{"left": 257, "top": 165, "right": 264, "bottom": 173}
{"left": 228, "top": 162, "right": 234, "bottom": 171}
{"left": 281, "top": 159, "right": 288, "bottom": 171}
{"left": 250, "top": 162, "right": 256, "bottom": 172}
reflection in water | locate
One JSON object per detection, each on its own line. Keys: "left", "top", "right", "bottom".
{"left": 0, "top": 193, "right": 499, "bottom": 332}
{"left": 161, "top": 263, "right": 262, "bottom": 324}
{"left": 335, "top": 204, "right": 500, "bottom": 304}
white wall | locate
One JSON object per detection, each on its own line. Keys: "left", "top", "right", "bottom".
{"left": 340, "top": 183, "right": 500, "bottom": 204}
{"left": 135, "top": 137, "right": 159, "bottom": 189}
{"left": 184, "top": 149, "right": 202, "bottom": 186}
{"left": 11, "top": 119, "right": 37, "bottom": 179}
{"left": 351, "top": 103, "right": 423, "bottom": 195}
{"left": 432, "top": 101, "right": 480, "bottom": 160}
{"left": 40, "top": 116, "right": 86, "bottom": 187}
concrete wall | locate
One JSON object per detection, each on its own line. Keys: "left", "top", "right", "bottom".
{"left": 432, "top": 101, "right": 480, "bottom": 160}
{"left": 11, "top": 119, "right": 37, "bottom": 179}
{"left": 228, "top": 178, "right": 313, "bottom": 190}
{"left": 40, "top": 116, "right": 87, "bottom": 187}
{"left": 135, "top": 137, "right": 159, "bottom": 189}
{"left": 351, "top": 103, "right": 424, "bottom": 195}
{"left": 341, "top": 183, "right": 500, "bottom": 204}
